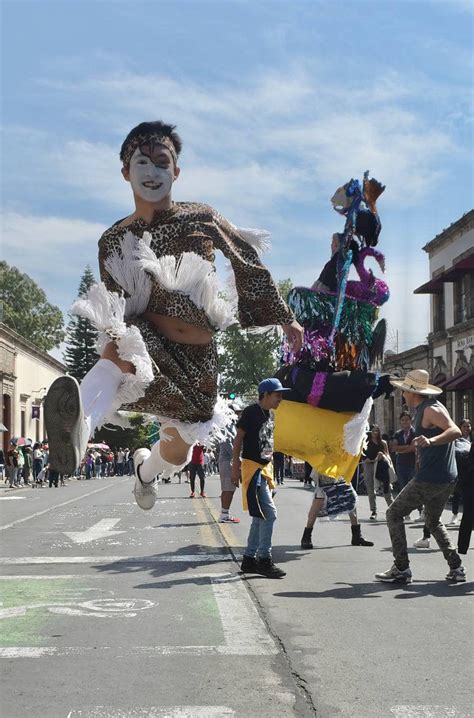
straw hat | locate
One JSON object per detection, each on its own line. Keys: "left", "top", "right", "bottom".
{"left": 390, "top": 369, "right": 442, "bottom": 396}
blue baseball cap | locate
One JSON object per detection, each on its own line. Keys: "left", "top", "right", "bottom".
{"left": 258, "top": 377, "right": 292, "bottom": 394}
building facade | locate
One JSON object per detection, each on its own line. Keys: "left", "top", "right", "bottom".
{"left": 0, "top": 323, "right": 66, "bottom": 454}
{"left": 375, "top": 210, "right": 474, "bottom": 434}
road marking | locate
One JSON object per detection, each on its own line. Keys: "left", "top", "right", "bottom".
{"left": 193, "top": 495, "right": 220, "bottom": 548}
{"left": 0, "top": 554, "right": 232, "bottom": 565}
{"left": 211, "top": 574, "right": 277, "bottom": 655}
{"left": 391, "top": 707, "right": 462, "bottom": 717}
{"left": 66, "top": 706, "right": 236, "bottom": 717}
{"left": 205, "top": 501, "right": 240, "bottom": 547}
{"left": 65, "top": 519, "right": 125, "bottom": 544}
{"left": 0, "top": 496, "right": 26, "bottom": 500}
{"left": 0, "top": 572, "right": 277, "bottom": 657}
{"left": 0, "top": 483, "right": 115, "bottom": 531}
{"left": 66, "top": 709, "right": 235, "bottom": 718}
{"left": 66, "top": 708, "right": 235, "bottom": 717}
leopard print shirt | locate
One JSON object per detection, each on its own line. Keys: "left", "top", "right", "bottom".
{"left": 98, "top": 202, "right": 294, "bottom": 331}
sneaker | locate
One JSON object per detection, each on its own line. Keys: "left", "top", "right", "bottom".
{"left": 132, "top": 449, "right": 157, "bottom": 511}
{"left": 449, "top": 514, "right": 460, "bottom": 526}
{"left": 200, "top": 491, "right": 207, "bottom": 498}
{"left": 240, "top": 555, "right": 258, "bottom": 573}
{"left": 413, "top": 537, "right": 431, "bottom": 549}
{"left": 404, "top": 515, "right": 412, "bottom": 523}
{"left": 255, "top": 558, "right": 286, "bottom": 578}
{"left": 44, "top": 376, "right": 90, "bottom": 475}
{"left": 370, "top": 512, "right": 378, "bottom": 521}
{"left": 219, "top": 514, "right": 240, "bottom": 523}
{"left": 189, "top": 492, "right": 195, "bottom": 498}
{"left": 375, "top": 564, "right": 412, "bottom": 583}
{"left": 445, "top": 566, "right": 466, "bottom": 583}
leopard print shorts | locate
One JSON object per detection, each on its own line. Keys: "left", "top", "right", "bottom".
{"left": 125, "top": 318, "right": 218, "bottom": 424}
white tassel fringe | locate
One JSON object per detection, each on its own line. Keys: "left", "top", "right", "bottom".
{"left": 233, "top": 226, "right": 271, "bottom": 257}
{"left": 157, "top": 397, "right": 236, "bottom": 448}
{"left": 343, "top": 397, "right": 373, "bottom": 456}
{"left": 136, "top": 244, "right": 236, "bottom": 330}
{"left": 103, "top": 231, "right": 152, "bottom": 318}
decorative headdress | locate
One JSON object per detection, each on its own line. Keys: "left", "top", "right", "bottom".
{"left": 121, "top": 133, "right": 178, "bottom": 167}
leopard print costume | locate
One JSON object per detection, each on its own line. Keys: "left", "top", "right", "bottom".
{"left": 74, "top": 202, "right": 294, "bottom": 442}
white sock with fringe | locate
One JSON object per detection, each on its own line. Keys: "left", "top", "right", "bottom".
{"left": 139, "top": 441, "right": 187, "bottom": 483}
{"left": 80, "top": 359, "right": 123, "bottom": 432}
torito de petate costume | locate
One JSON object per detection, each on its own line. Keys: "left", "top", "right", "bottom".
{"left": 274, "top": 173, "right": 393, "bottom": 480}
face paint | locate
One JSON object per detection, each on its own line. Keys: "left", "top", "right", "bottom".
{"left": 128, "top": 147, "right": 174, "bottom": 202}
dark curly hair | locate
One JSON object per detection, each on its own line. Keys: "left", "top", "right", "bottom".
{"left": 120, "top": 121, "right": 183, "bottom": 164}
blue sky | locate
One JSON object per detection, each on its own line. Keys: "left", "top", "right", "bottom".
{"left": 1, "top": 0, "right": 473, "bottom": 358}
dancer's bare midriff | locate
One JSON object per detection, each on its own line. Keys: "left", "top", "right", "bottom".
{"left": 142, "top": 312, "right": 213, "bottom": 345}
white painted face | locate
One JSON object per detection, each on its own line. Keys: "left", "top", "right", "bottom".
{"left": 128, "top": 147, "right": 174, "bottom": 202}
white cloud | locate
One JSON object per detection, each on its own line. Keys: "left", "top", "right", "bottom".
{"left": 1, "top": 211, "right": 105, "bottom": 314}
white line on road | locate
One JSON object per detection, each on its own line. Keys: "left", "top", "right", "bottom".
{"left": 0, "top": 496, "right": 26, "bottom": 500}
{"left": 0, "top": 554, "right": 232, "bottom": 564}
{"left": 67, "top": 706, "right": 236, "bottom": 717}
{"left": 211, "top": 574, "right": 277, "bottom": 655}
{"left": 0, "top": 483, "right": 115, "bottom": 531}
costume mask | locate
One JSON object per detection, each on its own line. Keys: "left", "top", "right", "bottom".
{"left": 128, "top": 147, "right": 174, "bottom": 203}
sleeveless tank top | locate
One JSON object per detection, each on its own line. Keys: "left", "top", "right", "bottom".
{"left": 414, "top": 398, "right": 457, "bottom": 484}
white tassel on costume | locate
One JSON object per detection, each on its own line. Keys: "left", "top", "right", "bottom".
{"left": 72, "top": 283, "right": 127, "bottom": 337}
{"left": 247, "top": 325, "right": 284, "bottom": 338}
{"left": 71, "top": 282, "right": 154, "bottom": 425}
{"left": 233, "top": 226, "right": 271, "bottom": 257}
{"left": 103, "top": 231, "right": 152, "bottom": 318}
{"left": 136, "top": 244, "right": 236, "bottom": 330}
{"left": 343, "top": 397, "right": 373, "bottom": 456}
{"left": 157, "top": 397, "right": 236, "bottom": 448}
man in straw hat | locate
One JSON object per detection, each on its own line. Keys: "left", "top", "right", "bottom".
{"left": 375, "top": 369, "right": 466, "bottom": 583}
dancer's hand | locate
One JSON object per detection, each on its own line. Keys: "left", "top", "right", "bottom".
{"left": 282, "top": 320, "right": 304, "bottom": 354}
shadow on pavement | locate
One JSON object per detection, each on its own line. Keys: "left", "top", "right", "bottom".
{"left": 274, "top": 580, "right": 474, "bottom": 600}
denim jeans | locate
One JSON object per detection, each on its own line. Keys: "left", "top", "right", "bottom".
{"left": 244, "top": 476, "right": 277, "bottom": 560}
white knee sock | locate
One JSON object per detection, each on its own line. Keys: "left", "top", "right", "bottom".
{"left": 80, "top": 359, "right": 123, "bottom": 432}
{"left": 139, "top": 441, "right": 188, "bottom": 483}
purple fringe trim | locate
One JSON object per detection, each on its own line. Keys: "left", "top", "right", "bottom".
{"left": 308, "top": 372, "right": 328, "bottom": 407}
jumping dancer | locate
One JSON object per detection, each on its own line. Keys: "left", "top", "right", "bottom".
{"left": 44, "top": 120, "right": 303, "bottom": 510}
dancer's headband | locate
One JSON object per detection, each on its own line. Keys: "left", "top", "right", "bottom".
{"left": 122, "top": 133, "right": 178, "bottom": 167}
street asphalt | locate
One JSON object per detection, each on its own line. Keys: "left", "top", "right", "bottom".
{"left": 0, "top": 473, "right": 472, "bottom": 718}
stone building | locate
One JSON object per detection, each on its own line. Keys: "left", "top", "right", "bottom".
{"left": 0, "top": 323, "right": 66, "bottom": 454}
{"left": 375, "top": 210, "right": 474, "bottom": 434}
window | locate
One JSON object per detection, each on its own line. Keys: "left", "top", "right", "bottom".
{"left": 21, "top": 410, "right": 25, "bottom": 437}
{"left": 454, "top": 274, "right": 473, "bottom": 324}
{"left": 433, "top": 290, "right": 445, "bottom": 332}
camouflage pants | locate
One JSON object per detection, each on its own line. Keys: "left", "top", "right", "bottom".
{"left": 386, "top": 479, "right": 461, "bottom": 571}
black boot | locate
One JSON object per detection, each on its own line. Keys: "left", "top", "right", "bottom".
{"left": 351, "top": 524, "right": 374, "bottom": 547}
{"left": 301, "top": 527, "right": 313, "bottom": 549}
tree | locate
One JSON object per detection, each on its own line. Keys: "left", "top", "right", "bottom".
{"left": 96, "top": 414, "right": 155, "bottom": 451}
{"left": 218, "top": 278, "right": 293, "bottom": 399}
{"left": 0, "top": 261, "right": 65, "bottom": 351}
{"left": 63, "top": 266, "right": 99, "bottom": 380}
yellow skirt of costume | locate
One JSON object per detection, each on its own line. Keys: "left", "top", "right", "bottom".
{"left": 274, "top": 400, "right": 363, "bottom": 482}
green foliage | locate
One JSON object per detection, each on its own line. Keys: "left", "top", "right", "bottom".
{"left": 0, "top": 261, "right": 65, "bottom": 351}
{"left": 95, "top": 414, "right": 155, "bottom": 452}
{"left": 64, "top": 266, "right": 99, "bottom": 380}
{"left": 218, "top": 278, "right": 293, "bottom": 398}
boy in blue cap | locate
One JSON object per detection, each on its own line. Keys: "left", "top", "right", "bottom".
{"left": 231, "top": 377, "right": 291, "bottom": 578}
